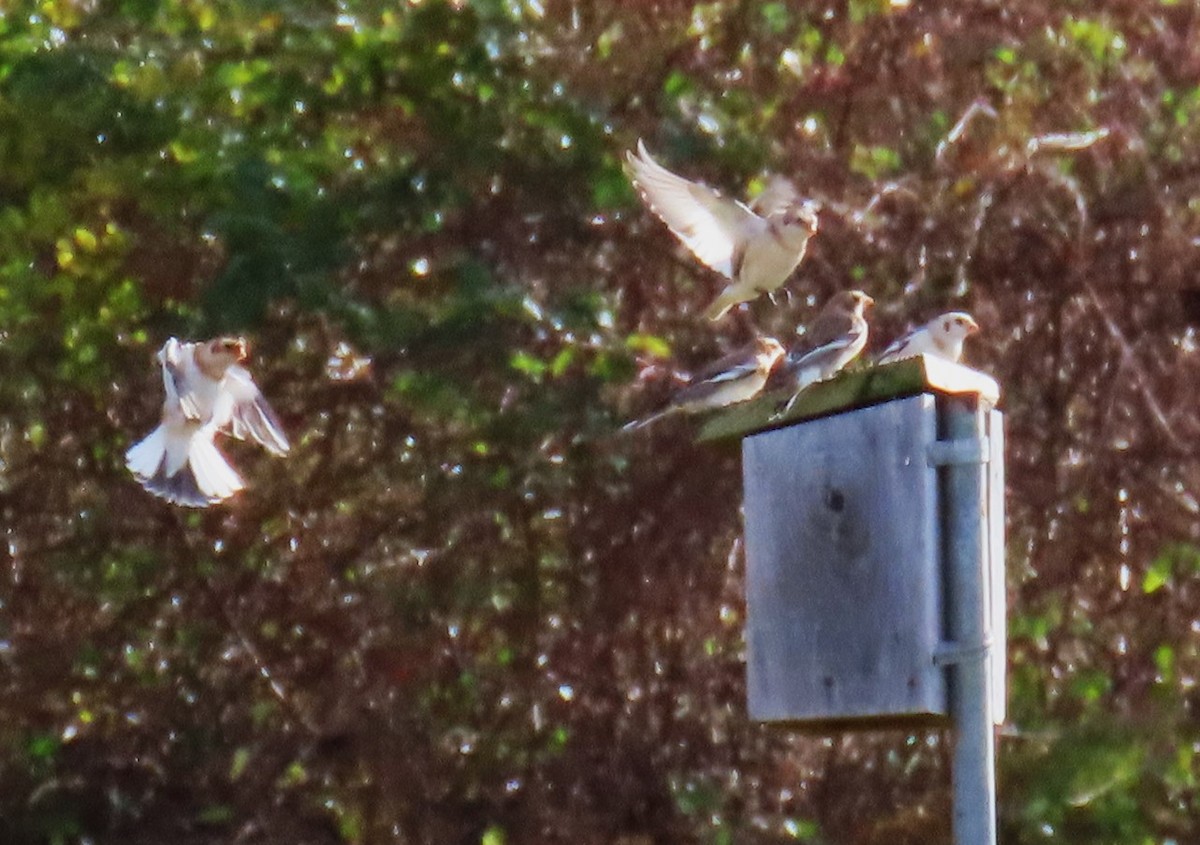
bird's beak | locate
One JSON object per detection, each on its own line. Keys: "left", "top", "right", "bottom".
{"left": 233, "top": 338, "right": 249, "bottom": 361}
{"left": 862, "top": 295, "right": 875, "bottom": 308}
{"left": 965, "top": 318, "right": 980, "bottom": 335}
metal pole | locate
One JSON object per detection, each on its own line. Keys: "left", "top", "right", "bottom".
{"left": 943, "top": 396, "right": 996, "bottom": 845}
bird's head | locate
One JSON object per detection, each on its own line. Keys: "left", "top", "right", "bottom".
{"left": 938, "top": 312, "right": 979, "bottom": 340}
{"left": 755, "top": 336, "right": 786, "bottom": 367}
{"left": 838, "top": 289, "right": 874, "bottom": 316}
{"left": 204, "top": 336, "right": 249, "bottom": 366}
{"left": 783, "top": 200, "right": 821, "bottom": 234}
{"left": 193, "top": 336, "right": 248, "bottom": 380}
{"left": 217, "top": 336, "right": 248, "bottom": 361}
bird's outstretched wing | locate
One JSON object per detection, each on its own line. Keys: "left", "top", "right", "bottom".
{"left": 750, "top": 176, "right": 801, "bottom": 217}
{"left": 220, "top": 366, "right": 291, "bottom": 456}
{"left": 626, "top": 140, "right": 759, "bottom": 279}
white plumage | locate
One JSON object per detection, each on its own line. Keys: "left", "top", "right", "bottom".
{"left": 625, "top": 140, "right": 819, "bottom": 320}
{"left": 877, "top": 312, "right": 979, "bottom": 365}
{"left": 125, "top": 337, "right": 289, "bottom": 507}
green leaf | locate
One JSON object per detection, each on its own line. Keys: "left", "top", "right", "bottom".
{"left": 761, "top": 3, "right": 790, "bottom": 34}
{"left": 625, "top": 333, "right": 671, "bottom": 358}
{"left": 27, "top": 733, "right": 60, "bottom": 760}
{"left": 663, "top": 70, "right": 692, "bottom": 98}
{"left": 1153, "top": 644, "right": 1175, "bottom": 681}
{"left": 1068, "top": 668, "right": 1110, "bottom": 704}
{"left": 783, "top": 818, "right": 820, "bottom": 839}
{"left": 510, "top": 350, "right": 547, "bottom": 378}
{"left": 550, "top": 348, "right": 574, "bottom": 377}
{"left": 1063, "top": 18, "right": 1127, "bottom": 63}
{"left": 1142, "top": 563, "right": 1170, "bottom": 594}
{"left": 230, "top": 747, "right": 251, "bottom": 781}
{"left": 197, "top": 805, "right": 235, "bottom": 824}
{"left": 995, "top": 46, "right": 1018, "bottom": 64}
{"left": 592, "top": 164, "right": 633, "bottom": 209}
{"left": 849, "top": 144, "right": 902, "bottom": 179}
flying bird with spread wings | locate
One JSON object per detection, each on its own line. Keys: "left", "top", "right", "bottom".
{"left": 877, "top": 311, "right": 979, "bottom": 365}
{"left": 771, "top": 290, "right": 874, "bottom": 417}
{"left": 625, "top": 140, "right": 819, "bottom": 321}
{"left": 624, "top": 337, "right": 785, "bottom": 430}
{"left": 125, "top": 337, "right": 290, "bottom": 507}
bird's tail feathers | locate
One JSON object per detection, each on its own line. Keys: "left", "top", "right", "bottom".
{"left": 126, "top": 426, "right": 244, "bottom": 507}
{"left": 187, "top": 436, "right": 245, "bottom": 503}
{"left": 125, "top": 425, "right": 168, "bottom": 479}
{"left": 703, "top": 292, "right": 741, "bottom": 321}
{"left": 622, "top": 407, "right": 677, "bottom": 432}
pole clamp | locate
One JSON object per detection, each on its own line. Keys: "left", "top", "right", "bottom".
{"left": 927, "top": 436, "right": 990, "bottom": 467}
{"left": 933, "top": 639, "right": 992, "bottom": 666}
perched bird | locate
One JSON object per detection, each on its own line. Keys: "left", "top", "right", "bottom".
{"left": 625, "top": 140, "right": 819, "bottom": 321}
{"left": 624, "top": 337, "right": 786, "bottom": 430}
{"left": 125, "top": 337, "right": 290, "bottom": 507}
{"left": 772, "top": 290, "right": 874, "bottom": 416}
{"left": 877, "top": 311, "right": 979, "bottom": 365}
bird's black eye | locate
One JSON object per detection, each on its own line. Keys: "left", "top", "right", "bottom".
{"left": 944, "top": 320, "right": 951, "bottom": 331}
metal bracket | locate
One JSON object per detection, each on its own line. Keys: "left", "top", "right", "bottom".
{"left": 933, "top": 639, "right": 993, "bottom": 666}
{"left": 927, "top": 436, "right": 990, "bottom": 467}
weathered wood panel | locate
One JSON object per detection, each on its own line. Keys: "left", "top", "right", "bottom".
{"left": 742, "top": 394, "right": 948, "bottom": 723}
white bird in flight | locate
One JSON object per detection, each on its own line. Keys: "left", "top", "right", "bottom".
{"left": 125, "top": 336, "right": 290, "bottom": 507}
{"left": 625, "top": 140, "right": 819, "bottom": 321}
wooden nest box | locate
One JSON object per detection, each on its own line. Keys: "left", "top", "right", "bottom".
{"left": 700, "top": 355, "right": 1006, "bottom": 730}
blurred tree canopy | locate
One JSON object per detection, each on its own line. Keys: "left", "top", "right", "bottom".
{"left": 3, "top": 0, "right": 1200, "bottom": 842}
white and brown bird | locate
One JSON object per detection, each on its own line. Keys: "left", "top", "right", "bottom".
{"left": 625, "top": 140, "right": 819, "bottom": 321}
{"left": 771, "top": 290, "right": 874, "bottom": 416}
{"left": 624, "top": 336, "right": 786, "bottom": 430}
{"left": 877, "top": 311, "right": 979, "bottom": 365}
{"left": 125, "top": 337, "right": 290, "bottom": 507}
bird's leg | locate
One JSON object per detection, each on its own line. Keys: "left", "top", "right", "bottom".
{"left": 770, "top": 390, "right": 802, "bottom": 421}
{"left": 767, "top": 286, "right": 795, "bottom": 307}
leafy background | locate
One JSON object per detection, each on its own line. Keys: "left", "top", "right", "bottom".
{"left": 3, "top": 1, "right": 1200, "bottom": 843}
